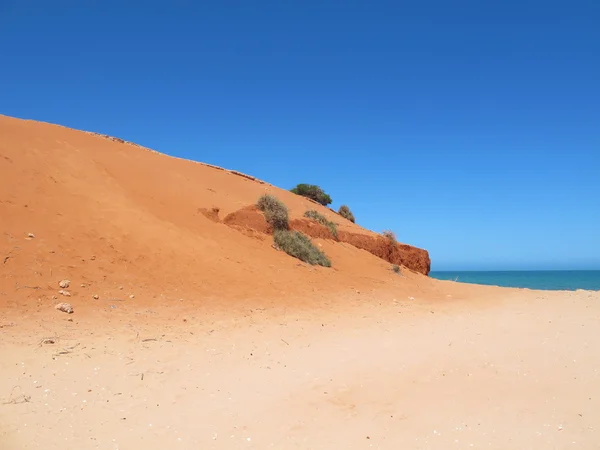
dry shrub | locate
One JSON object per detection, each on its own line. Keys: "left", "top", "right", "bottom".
{"left": 382, "top": 230, "right": 397, "bottom": 242}
{"left": 257, "top": 194, "right": 289, "bottom": 230}
{"left": 290, "top": 184, "right": 332, "bottom": 206}
{"left": 304, "top": 210, "right": 338, "bottom": 239}
{"left": 338, "top": 205, "right": 355, "bottom": 223}
{"left": 273, "top": 230, "right": 331, "bottom": 267}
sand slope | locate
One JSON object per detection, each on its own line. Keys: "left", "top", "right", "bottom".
{"left": 0, "top": 114, "right": 431, "bottom": 315}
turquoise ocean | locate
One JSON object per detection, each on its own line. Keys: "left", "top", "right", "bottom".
{"left": 429, "top": 270, "right": 600, "bottom": 291}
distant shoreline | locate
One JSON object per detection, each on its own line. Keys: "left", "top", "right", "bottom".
{"left": 430, "top": 270, "right": 600, "bottom": 291}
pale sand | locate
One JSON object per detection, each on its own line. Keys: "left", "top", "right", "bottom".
{"left": 1, "top": 288, "right": 599, "bottom": 449}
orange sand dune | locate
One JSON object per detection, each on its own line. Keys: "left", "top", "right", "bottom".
{"left": 0, "top": 114, "right": 435, "bottom": 315}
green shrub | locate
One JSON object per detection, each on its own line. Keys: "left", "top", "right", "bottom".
{"left": 304, "top": 210, "right": 338, "bottom": 239}
{"left": 392, "top": 264, "right": 401, "bottom": 274}
{"left": 338, "top": 205, "right": 355, "bottom": 223}
{"left": 273, "top": 230, "right": 331, "bottom": 267}
{"left": 257, "top": 194, "right": 289, "bottom": 230}
{"left": 290, "top": 184, "right": 332, "bottom": 206}
{"left": 382, "top": 230, "right": 397, "bottom": 242}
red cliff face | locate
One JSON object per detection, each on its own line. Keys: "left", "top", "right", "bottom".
{"left": 336, "top": 231, "right": 431, "bottom": 275}
{"left": 224, "top": 208, "right": 431, "bottom": 276}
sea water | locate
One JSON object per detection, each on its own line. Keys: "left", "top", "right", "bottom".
{"left": 429, "top": 270, "right": 600, "bottom": 291}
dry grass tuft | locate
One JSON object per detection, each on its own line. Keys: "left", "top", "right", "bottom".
{"left": 273, "top": 230, "right": 331, "bottom": 267}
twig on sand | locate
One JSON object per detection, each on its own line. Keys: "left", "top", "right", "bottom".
{"left": 2, "top": 386, "right": 31, "bottom": 405}
{"left": 38, "top": 337, "right": 58, "bottom": 346}
{"left": 281, "top": 339, "right": 290, "bottom": 346}
{"left": 128, "top": 370, "right": 164, "bottom": 379}
{"left": 15, "top": 283, "right": 42, "bottom": 290}
{"left": 53, "top": 342, "right": 80, "bottom": 358}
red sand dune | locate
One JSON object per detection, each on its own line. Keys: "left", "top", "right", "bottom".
{"left": 0, "top": 114, "right": 432, "bottom": 314}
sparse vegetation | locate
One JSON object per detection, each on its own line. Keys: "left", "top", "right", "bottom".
{"left": 257, "top": 195, "right": 331, "bottom": 266}
{"left": 257, "top": 194, "right": 289, "bottom": 230}
{"left": 392, "top": 264, "right": 401, "bottom": 274}
{"left": 290, "top": 184, "right": 332, "bottom": 206}
{"left": 273, "top": 230, "right": 331, "bottom": 267}
{"left": 382, "top": 230, "right": 397, "bottom": 242}
{"left": 338, "top": 205, "right": 355, "bottom": 223}
{"left": 304, "top": 210, "right": 338, "bottom": 239}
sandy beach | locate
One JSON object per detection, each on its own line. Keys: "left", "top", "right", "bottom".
{"left": 2, "top": 286, "right": 599, "bottom": 449}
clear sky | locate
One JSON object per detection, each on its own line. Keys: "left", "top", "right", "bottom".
{"left": 1, "top": 1, "right": 599, "bottom": 270}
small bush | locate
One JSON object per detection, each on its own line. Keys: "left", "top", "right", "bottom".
{"left": 338, "top": 205, "right": 355, "bottom": 223}
{"left": 257, "top": 194, "right": 289, "bottom": 230}
{"left": 382, "top": 230, "right": 397, "bottom": 242}
{"left": 290, "top": 184, "right": 332, "bottom": 206}
{"left": 304, "top": 210, "right": 338, "bottom": 239}
{"left": 273, "top": 230, "right": 331, "bottom": 267}
{"left": 392, "top": 264, "right": 401, "bottom": 274}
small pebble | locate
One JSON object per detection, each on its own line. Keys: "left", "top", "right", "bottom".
{"left": 55, "top": 303, "right": 74, "bottom": 314}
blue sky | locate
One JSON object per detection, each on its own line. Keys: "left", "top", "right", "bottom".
{"left": 1, "top": 1, "right": 599, "bottom": 270}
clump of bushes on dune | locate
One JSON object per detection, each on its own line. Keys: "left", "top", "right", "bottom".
{"left": 290, "top": 184, "right": 332, "bottom": 206}
{"left": 304, "top": 210, "right": 338, "bottom": 240}
{"left": 273, "top": 229, "right": 331, "bottom": 267}
{"left": 257, "top": 194, "right": 331, "bottom": 267}
{"left": 338, "top": 205, "right": 355, "bottom": 223}
{"left": 392, "top": 264, "right": 401, "bottom": 274}
{"left": 257, "top": 194, "right": 289, "bottom": 230}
